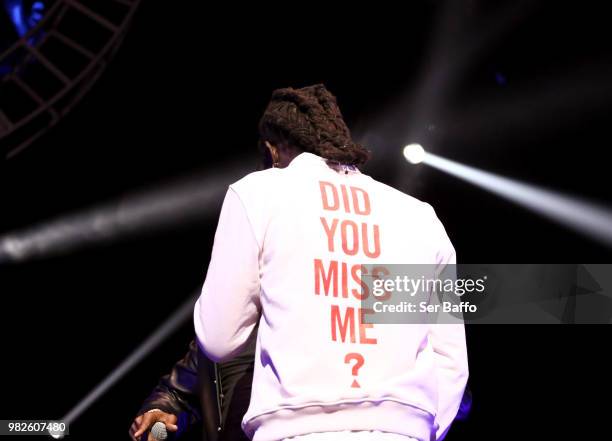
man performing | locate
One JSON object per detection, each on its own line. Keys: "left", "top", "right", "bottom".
{"left": 135, "top": 85, "right": 468, "bottom": 441}
{"left": 193, "top": 84, "right": 468, "bottom": 441}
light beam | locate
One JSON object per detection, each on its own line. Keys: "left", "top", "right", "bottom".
{"left": 405, "top": 148, "right": 612, "bottom": 247}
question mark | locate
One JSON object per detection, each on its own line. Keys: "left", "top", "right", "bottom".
{"left": 344, "top": 353, "right": 365, "bottom": 388}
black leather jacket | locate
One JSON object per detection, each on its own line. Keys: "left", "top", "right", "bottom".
{"left": 138, "top": 336, "right": 256, "bottom": 441}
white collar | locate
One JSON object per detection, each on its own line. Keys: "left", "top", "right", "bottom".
{"left": 287, "top": 152, "right": 361, "bottom": 174}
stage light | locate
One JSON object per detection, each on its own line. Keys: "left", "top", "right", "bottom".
{"left": 418, "top": 151, "right": 612, "bottom": 247}
{"left": 3, "top": 0, "right": 46, "bottom": 37}
{"left": 47, "top": 423, "right": 65, "bottom": 439}
{"left": 403, "top": 143, "right": 426, "bottom": 164}
{"left": 0, "top": 161, "right": 252, "bottom": 264}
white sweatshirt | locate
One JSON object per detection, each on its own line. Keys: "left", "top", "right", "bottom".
{"left": 194, "top": 152, "right": 468, "bottom": 441}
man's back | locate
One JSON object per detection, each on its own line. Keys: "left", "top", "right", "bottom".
{"left": 195, "top": 152, "right": 468, "bottom": 441}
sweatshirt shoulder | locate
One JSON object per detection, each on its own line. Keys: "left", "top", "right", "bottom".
{"left": 229, "top": 168, "right": 280, "bottom": 199}
{"left": 368, "top": 177, "right": 436, "bottom": 218}
{"left": 368, "top": 177, "right": 454, "bottom": 256}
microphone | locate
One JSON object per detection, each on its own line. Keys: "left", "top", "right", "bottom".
{"left": 150, "top": 422, "right": 168, "bottom": 440}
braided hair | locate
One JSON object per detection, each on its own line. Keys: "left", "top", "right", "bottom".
{"left": 258, "top": 84, "right": 371, "bottom": 167}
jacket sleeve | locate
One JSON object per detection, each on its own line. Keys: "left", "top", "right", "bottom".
{"left": 194, "top": 187, "right": 262, "bottom": 363}
{"left": 428, "top": 210, "right": 469, "bottom": 440}
{"left": 137, "top": 339, "right": 202, "bottom": 428}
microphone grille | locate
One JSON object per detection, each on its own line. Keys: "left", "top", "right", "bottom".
{"left": 150, "top": 421, "right": 168, "bottom": 440}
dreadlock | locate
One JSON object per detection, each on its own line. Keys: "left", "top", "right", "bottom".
{"left": 258, "top": 84, "right": 371, "bottom": 166}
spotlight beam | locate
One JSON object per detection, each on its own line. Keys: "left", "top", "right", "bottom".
{"left": 421, "top": 151, "right": 612, "bottom": 246}
{"left": 61, "top": 293, "right": 198, "bottom": 426}
{"left": 0, "top": 161, "right": 253, "bottom": 264}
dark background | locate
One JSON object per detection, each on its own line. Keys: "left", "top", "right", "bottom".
{"left": 1, "top": 1, "right": 611, "bottom": 439}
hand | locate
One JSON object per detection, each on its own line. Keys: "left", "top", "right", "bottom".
{"left": 129, "top": 410, "right": 178, "bottom": 441}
